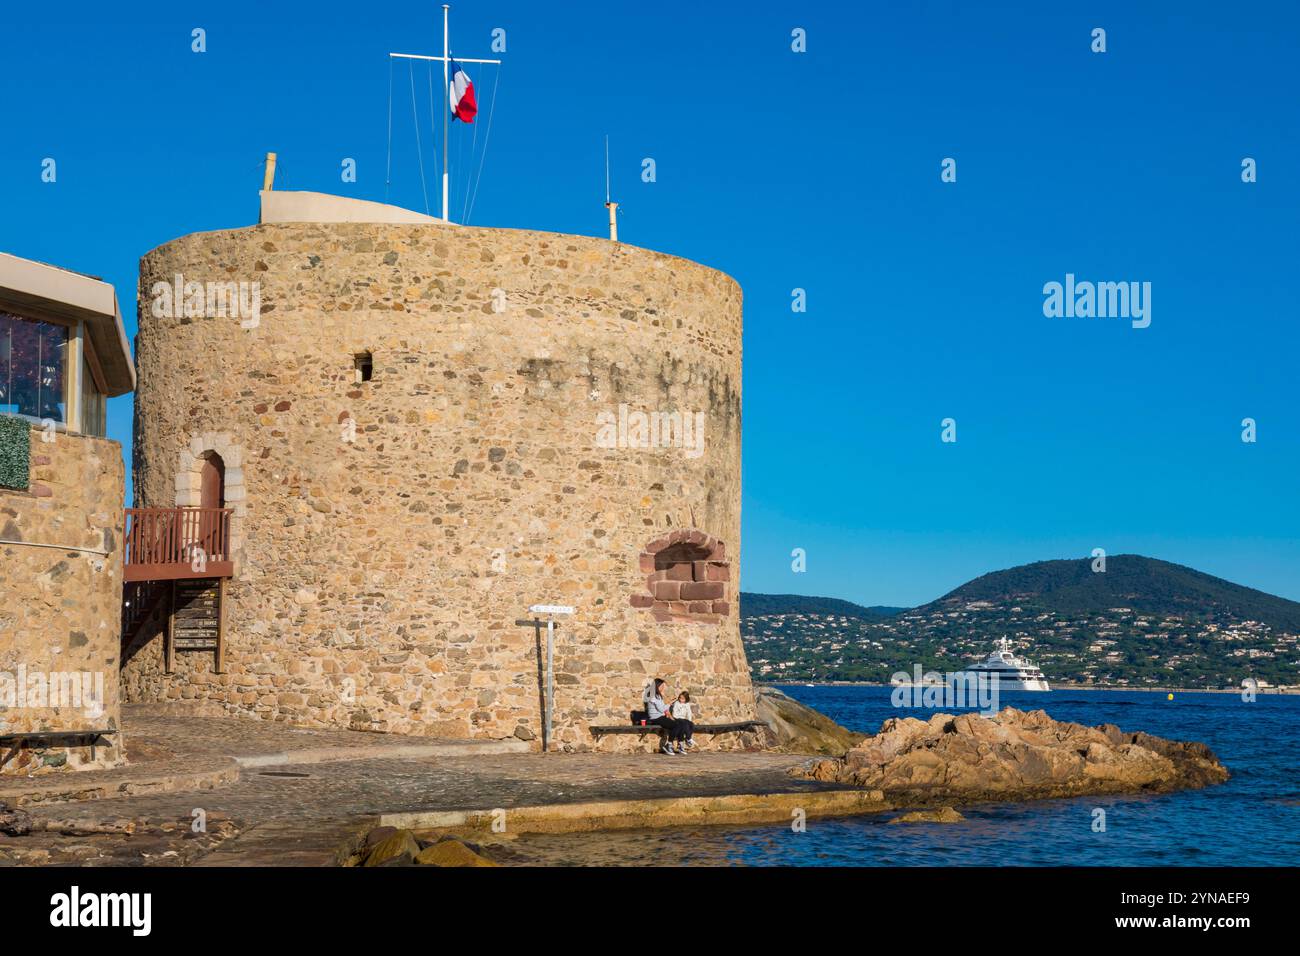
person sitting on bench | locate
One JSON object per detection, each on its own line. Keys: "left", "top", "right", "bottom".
{"left": 645, "top": 677, "right": 687, "bottom": 755}
{"left": 670, "top": 691, "right": 696, "bottom": 750}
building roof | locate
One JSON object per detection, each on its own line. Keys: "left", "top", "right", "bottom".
{"left": 259, "top": 190, "right": 450, "bottom": 225}
{"left": 0, "top": 252, "right": 136, "bottom": 395}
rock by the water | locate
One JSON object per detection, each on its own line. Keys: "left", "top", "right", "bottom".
{"left": 754, "top": 686, "right": 863, "bottom": 756}
{"left": 0, "top": 803, "right": 33, "bottom": 837}
{"left": 793, "top": 707, "right": 1228, "bottom": 803}
{"left": 363, "top": 825, "right": 397, "bottom": 847}
{"left": 414, "top": 838, "right": 499, "bottom": 867}
{"left": 889, "top": 807, "right": 965, "bottom": 824}
{"left": 361, "top": 828, "right": 420, "bottom": 867}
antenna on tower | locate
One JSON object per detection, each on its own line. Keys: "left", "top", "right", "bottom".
{"left": 604, "top": 134, "right": 619, "bottom": 242}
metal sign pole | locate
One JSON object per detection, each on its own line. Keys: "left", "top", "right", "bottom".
{"left": 521, "top": 604, "right": 573, "bottom": 753}
{"left": 545, "top": 618, "right": 555, "bottom": 751}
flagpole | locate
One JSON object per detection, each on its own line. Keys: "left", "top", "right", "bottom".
{"left": 442, "top": 3, "right": 450, "bottom": 222}
{"left": 388, "top": 4, "right": 495, "bottom": 221}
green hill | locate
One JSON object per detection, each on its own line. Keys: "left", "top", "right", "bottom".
{"left": 928, "top": 555, "right": 1300, "bottom": 632}
{"left": 739, "top": 593, "right": 905, "bottom": 620}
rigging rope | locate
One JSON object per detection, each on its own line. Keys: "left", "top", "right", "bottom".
{"left": 385, "top": 56, "right": 394, "bottom": 202}
{"left": 466, "top": 63, "right": 501, "bottom": 226}
{"left": 427, "top": 60, "right": 440, "bottom": 205}
{"left": 407, "top": 61, "right": 430, "bottom": 216}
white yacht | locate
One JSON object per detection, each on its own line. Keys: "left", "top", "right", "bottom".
{"left": 963, "top": 637, "right": 1051, "bottom": 691}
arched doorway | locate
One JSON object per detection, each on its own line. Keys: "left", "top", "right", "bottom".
{"left": 199, "top": 453, "right": 225, "bottom": 510}
{"left": 197, "top": 452, "right": 225, "bottom": 560}
{"left": 172, "top": 434, "right": 246, "bottom": 570}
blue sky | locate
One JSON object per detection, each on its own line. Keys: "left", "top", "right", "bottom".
{"left": 3, "top": 1, "right": 1298, "bottom": 606}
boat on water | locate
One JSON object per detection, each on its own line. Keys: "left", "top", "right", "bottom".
{"left": 963, "top": 637, "right": 1051, "bottom": 691}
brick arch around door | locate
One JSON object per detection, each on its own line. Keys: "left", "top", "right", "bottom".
{"left": 174, "top": 432, "right": 247, "bottom": 568}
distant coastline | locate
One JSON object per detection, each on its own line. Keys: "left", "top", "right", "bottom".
{"left": 740, "top": 560, "right": 1300, "bottom": 690}
{"left": 761, "top": 680, "right": 1300, "bottom": 695}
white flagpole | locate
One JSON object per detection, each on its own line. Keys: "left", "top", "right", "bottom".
{"left": 442, "top": 3, "right": 450, "bottom": 222}
{"left": 387, "top": 3, "right": 497, "bottom": 223}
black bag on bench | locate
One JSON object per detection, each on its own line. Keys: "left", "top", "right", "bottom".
{"left": 630, "top": 709, "right": 648, "bottom": 725}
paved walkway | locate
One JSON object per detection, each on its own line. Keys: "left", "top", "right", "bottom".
{"left": 33, "top": 751, "right": 821, "bottom": 824}
{"left": 0, "top": 704, "right": 528, "bottom": 808}
{"left": 118, "top": 704, "right": 532, "bottom": 765}
{"left": 1, "top": 706, "right": 840, "bottom": 866}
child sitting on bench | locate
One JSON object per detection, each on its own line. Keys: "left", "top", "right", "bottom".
{"left": 671, "top": 691, "right": 696, "bottom": 750}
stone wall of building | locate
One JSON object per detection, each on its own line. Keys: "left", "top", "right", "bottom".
{"left": 123, "top": 221, "right": 754, "bottom": 751}
{"left": 0, "top": 427, "right": 124, "bottom": 773}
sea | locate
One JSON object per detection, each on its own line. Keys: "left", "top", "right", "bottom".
{"left": 509, "top": 685, "right": 1300, "bottom": 866}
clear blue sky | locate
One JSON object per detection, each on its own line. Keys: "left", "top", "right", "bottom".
{"left": 3, "top": 1, "right": 1298, "bottom": 606}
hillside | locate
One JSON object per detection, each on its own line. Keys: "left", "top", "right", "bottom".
{"left": 741, "top": 556, "right": 1299, "bottom": 688}
{"left": 931, "top": 555, "right": 1300, "bottom": 633}
{"left": 739, "top": 593, "right": 905, "bottom": 620}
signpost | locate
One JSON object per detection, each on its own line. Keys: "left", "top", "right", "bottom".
{"left": 172, "top": 580, "right": 220, "bottom": 651}
{"left": 515, "top": 604, "right": 575, "bottom": 752}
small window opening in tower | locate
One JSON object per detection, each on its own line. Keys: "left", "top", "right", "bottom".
{"left": 354, "top": 351, "right": 373, "bottom": 382}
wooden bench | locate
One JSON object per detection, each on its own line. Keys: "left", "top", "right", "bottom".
{"left": 0, "top": 729, "right": 117, "bottom": 768}
{"left": 589, "top": 720, "right": 767, "bottom": 738}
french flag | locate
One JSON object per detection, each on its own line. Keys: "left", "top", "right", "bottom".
{"left": 449, "top": 58, "right": 477, "bottom": 123}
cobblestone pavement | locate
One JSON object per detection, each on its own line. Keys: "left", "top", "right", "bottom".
{"left": 28, "top": 751, "right": 822, "bottom": 827}
{"left": 118, "top": 704, "right": 530, "bottom": 763}
{"left": 1, "top": 708, "right": 825, "bottom": 866}
{"left": 0, "top": 704, "right": 526, "bottom": 809}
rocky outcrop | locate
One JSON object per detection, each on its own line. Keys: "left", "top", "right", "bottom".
{"left": 360, "top": 828, "right": 420, "bottom": 867}
{"left": 414, "top": 838, "right": 499, "bottom": 867}
{"left": 794, "top": 708, "right": 1228, "bottom": 803}
{"left": 754, "top": 686, "right": 863, "bottom": 756}
{"left": 355, "top": 826, "right": 500, "bottom": 867}
{"left": 0, "top": 802, "right": 33, "bottom": 836}
{"left": 889, "top": 807, "right": 964, "bottom": 824}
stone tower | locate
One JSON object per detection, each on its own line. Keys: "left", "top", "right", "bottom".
{"left": 122, "top": 193, "right": 754, "bottom": 750}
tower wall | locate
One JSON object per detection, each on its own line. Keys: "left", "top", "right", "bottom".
{"left": 123, "top": 221, "right": 752, "bottom": 750}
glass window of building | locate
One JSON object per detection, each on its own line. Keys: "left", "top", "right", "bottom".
{"left": 0, "top": 311, "right": 69, "bottom": 425}
{"left": 81, "top": 351, "right": 106, "bottom": 437}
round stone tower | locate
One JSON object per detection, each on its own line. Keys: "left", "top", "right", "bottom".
{"left": 123, "top": 205, "right": 753, "bottom": 750}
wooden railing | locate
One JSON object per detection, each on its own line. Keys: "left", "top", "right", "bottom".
{"left": 124, "top": 507, "right": 233, "bottom": 582}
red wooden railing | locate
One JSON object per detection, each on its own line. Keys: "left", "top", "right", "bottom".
{"left": 124, "top": 507, "right": 234, "bottom": 582}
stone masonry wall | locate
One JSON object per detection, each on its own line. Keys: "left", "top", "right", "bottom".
{"left": 0, "top": 428, "right": 124, "bottom": 774}
{"left": 124, "top": 221, "right": 753, "bottom": 751}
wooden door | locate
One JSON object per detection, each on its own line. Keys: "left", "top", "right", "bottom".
{"left": 198, "top": 454, "right": 225, "bottom": 559}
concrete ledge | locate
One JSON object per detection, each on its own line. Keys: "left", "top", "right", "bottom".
{"left": 379, "top": 787, "right": 890, "bottom": 835}
{"left": 193, "top": 817, "right": 375, "bottom": 867}
{"left": 0, "top": 759, "right": 240, "bottom": 808}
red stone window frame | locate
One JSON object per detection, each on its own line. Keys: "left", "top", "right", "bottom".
{"left": 631, "top": 530, "right": 731, "bottom": 623}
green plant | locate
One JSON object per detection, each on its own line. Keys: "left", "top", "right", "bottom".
{"left": 0, "top": 415, "right": 31, "bottom": 491}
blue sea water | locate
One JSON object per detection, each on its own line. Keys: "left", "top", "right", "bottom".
{"left": 752, "top": 685, "right": 1300, "bottom": 866}
{"left": 514, "top": 686, "right": 1300, "bottom": 866}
